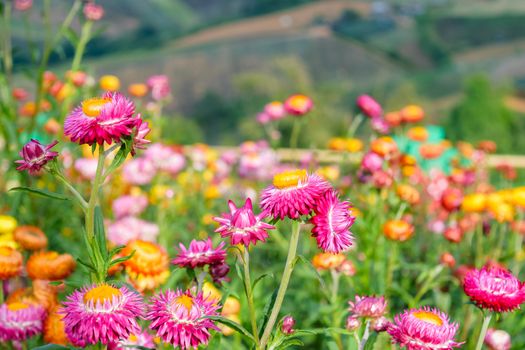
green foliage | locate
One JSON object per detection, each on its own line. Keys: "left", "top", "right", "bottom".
{"left": 446, "top": 75, "right": 518, "bottom": 152}
{"left": 160, "top": 115, "right": 204, "bottom": 144}
{"left": 415, "top": 13, "right": 451, "bottom": 66}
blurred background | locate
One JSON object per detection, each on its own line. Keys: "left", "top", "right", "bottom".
{"left": 11, "top": 0, "right": 525, "bottom": 151}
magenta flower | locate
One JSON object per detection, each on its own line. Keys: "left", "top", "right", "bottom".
{"left": 260, "top": 169, "right": 332, "bottom": 220}
{"left": 281, "top": 315, "right": 296, "bottom": 335}
{"left": 485, "top": 328, "right": 511, "bottom": 350}
{"left": 112, "top": 194, "right": 149, "bottom": 219}
{"left": 0, "top": 303, "right": 45, "bottom": 341}
{"left": 74, "top": 158, "right": 98, "bottom": 180}
{"left": 144, "top": 143, "right": 186, "bottom": 175}
{"left": 387, "top": 307, "right": 462, "bottom": 350}
{"left": 83, "top": 2, "right": 104, "bottom": 21}
{"left": 370, "top": 117, "right": 390, "bottom": 134}
{"left": 61, "top": 284, "right": 144, "bottom": 346}
{"left": 15, "top": 139, "right": 58, "bottom": 175}
{"left": 214, "top": 198, "right": 275, "bottom": 247}
{"left": 107, "top": 217, "right": 159, "bottom": 246}
{"left": 284, "top": 94, "right": 313, "bottom": 116}
{"left": 122, "top": 157, "right": 157, "bottom": 185}
{"left": 348, "top": 295, "right": 387, "bottom": 319}
{"left": 172, "top": 238, "right": 226, "bottom": 268}
{"left": 463, "top": 266, "right": 525, "bottom": 313}
{"left": 310, "top": 190, "right": 355, "bottom": 253}
{"left": 257, "top": 112, "right": 271, "bottom": 125}
{"left": 147, "top": 75, "right": 171, "bottom": 101}
{"left": 147, "top": 289, "right": 219, "bottom": 350}
{"left": 356, "top": 94, "right": 382, "bottom": 118}
{"left": 64, "top": 92, "right": 137, "bottom": 145}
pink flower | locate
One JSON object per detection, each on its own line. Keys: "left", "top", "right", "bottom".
{"left": 122, "top": 157, "right": 156, "bottom": 185}
{"left": 15, "top": 139, "right": 58, "bottom": 175}
{"left": 463, "top": 266, "right": 525, "bottom": 312}
{"left": 74, "top": 158, "right": 98, "bottom": 180}
{"left": 61, "top": 284, "right": 144, "bottom": 346}
{"left": 265, "top": 101, "right": 286, "bottom": 120}
{"left": 387, "top": 307, "right": 462, "bottom": 350}
{"left": 83, "top": 2, "right": 104, "bottom": 21}
{"left": 108, "top": 330, "right": 155, "bottom": 350}
{"left": 370, "top": 117, "right": 390, "bottom": 134}
{"left": 260, "top": 170, "right": 332, "bottom": 220}
{"left": 172, "top": 238, "right": 226, "bottom": 268}
{"left": 214, "top": 198, "right": 275, "bottom": 247}
{"left": 64, "top": 92, "right": 137, "bottom": 145}
{"left": 284, "top": 94, "right": 313, "bottom": 116}
{"left": 131, "top": 119, "right": 151, "bottom": 155}
{"left": 112, "top": 195, "right": 149, "bottom": 219}
{"left": 256, "top": 112, "right": 271, "bottom": 125}
{"left": 310, "top": 190, "right": 355, "bottom": 253}
{"left": 107, "top": 217, "right": 159, "bottom": 245}
{"left": 348, "top": 295, "right": 387, "bottom": 319}
{"left": 361, "top": 152, "right": 383, "bottom": 172}
{"left": 147, "top": 75, "right": 171, "bottom": 101}
{"left": 0, "top": 303, "right": 45, "bottom": 341}
{"left": 14, "top": 0, "right": 32, "bottom": 11}
{"left": 147, "top": 289, "right": 219, "bottom": 349}
{"left": 485, "top": 329, "right": 511, "bottom": 350}
{"left": 356, "top": 94, "right": 382, "bottom": 118}
{"left": 144, "top": 143, "right": 186, "bottom": 175}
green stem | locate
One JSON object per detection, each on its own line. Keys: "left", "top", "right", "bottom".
{"left": 385, "top": 242, "right": 398, "bottom": 295}
{"left": 358, "top": 321, "right": 371, "bottom": 350}
{"left": 2, "top": 0, "right": 13, "bottom": 82}
{"left": 347, "top": 113, "right": 364, "bottom": 139}
{"left": 0, "top": 280, "right": 4, "bottom": 304}
{"left": 243, "top": 249, "right": 260, "bottom": 345}
{"left": 513, "top": 233, "right": 523, "bottom": 275}
{"left": 86, "top": 145, "right": 105, "bottom": 240}
{"left": 411, "top": 265, "right": 443, "bottom": 307}
{"left": 289, "top": 118, "right": 301, "bottom": 150}
{"left": 395, "top": 202, "right": 407, "bottom": 220}
{"left": 475, "top": 222, "right": 484, "bottom": 267}
{"left": 54, "top": 173, "right": 88, "bottom": 210}
{"left": 474, "top": 313, "right": 492, "bottom": 350}
{"left": 259, "top": 220, "right": 301, "bottom": 349}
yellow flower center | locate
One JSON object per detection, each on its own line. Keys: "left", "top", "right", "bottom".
{"left": 289, "top": 95, "right": 309, "bottom": 110}
{"left": 176, "top": 294, "right": 194, "bottom": 312}
{"left": 273, "top": 169, "right": 307, "bottom": 189}
{"left": 128, "top": 334, "right": 138, "bottom": 343}
{"left": 412, "top": 311, "right": 443, "bottom": 326}
{"left": 7, "top": 302, "right": 29, "bottom": 311}
{"left": 82, "top": 97, "right": 111, "bottom": 117}
{"left": 83, "top": 285, "right": 122, "bottom": 304}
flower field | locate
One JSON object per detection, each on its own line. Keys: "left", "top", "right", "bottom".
{"left": 1, "top": 1, "right": 525, "bottom": 350}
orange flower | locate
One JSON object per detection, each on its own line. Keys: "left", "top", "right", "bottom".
{"left": 400, "top": 105, "right": 424, "bottom": 123}
{"left": 0, "top": 246, "right": 23, "bottom": 279}
{"left": 396, "top": 184, "right": 420, "bottom": 205}
{"left": 14, "top": 226, "right": 48, "bottom": 251}
{"left": 128, "top": 83, "right": 149, "bottom": 98}
{"left": 444, "top": 226, "right": 462, "bottom": 243}
{"left": 371, "top": 137, "right": 397, "bottom": 158}
{"left": 407, "top": 126, "right": 429, "bottom": 142}
{"left": 439, "top": 253, "right": 456, "bottom": 268}
{"left": 383, "top": 220, "right": 414, "bottom": 241}
{"left": 44, "top": 118, "right": 62, "bottom": 135}
{"left": 26, "top": 251, "right": 76, "bottom": 280}
{"left": 419, "top": 143, "right": 443, "bottom": 159}
{"left": 6, "top": 280, "right": 57, "bottom": 311}
{"left": 385, "top": 111, "right": 402, "bottom": 127}
{"left": 328, "top": 138, "right": 346, "bottom": 151}
{"left": 400, "top": 154, "right": 417, "bottom": 166}
{"left": 487, "top": 202, "right": 514, "bottom": 223}
{"left": 461, "top": 193, "right": 486, "bottom": 213}
{"left": 44, "top": 305, "right": 70, "bottom": 345}
{"left": 122, "top": 240, "right": 169, "bottom": 292}
{"left": 312, "top": 253, "right": 346, "bottom": 270}
{"left": 476, "top": 140, "right": 497, "bottom": 153}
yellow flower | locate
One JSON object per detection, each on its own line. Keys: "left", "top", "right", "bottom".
{"left": 204, "top": 185, "right": 221, "bottom": 200}
{"left": 328, "top": 137, "right": 346, "bottom": 151}
{"left": 99, "top": 75, "right": 120, "bottom": 91}
{"left": 201, "top": 214, "right": 215, "bottom": 226}
{"left": 461, "top": 193, "right": 486, "bottom": 213}
{"left": 316, "top": 166, "right": 340, "bottom": 182}
{"left": 0, "top": 216, "right": 17, "bottom": 234}
{"left": 202, "top": 282, "right": 222, "bottom": 303}
{"left": 345, "top": 138, "right": 363, "bottom": 153}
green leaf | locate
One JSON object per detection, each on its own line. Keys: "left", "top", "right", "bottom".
{"left": 63, "top": 27, "right": 79, "bottom": 46}
{"left": 9, "top": 187, "right": 70, "bottom": 201}
{"left": 109, "top": 245, "right": 126, "bottom": 257}
{"left": 109, "top": 251, "right": 135, "bottom": 267}
{"left": 76, "top": 258, "right": 96, "bottom": 273}
{"left": 275, "top": 338, "right": 304, "bottom": 349}
{"left": 252, "top": 272, "right": 274, "bottom": 290}
{"left": 206, "top": 316, "right": 256, "bottom": 343}
{"left": 105, "top": 142, "right": 130, "bottom": 175}
{"left": 258, "top": 287, "right": 279, "bottom": 337}
{"left": 94, "top": 206, "right": 108, "bottom": 260}
{"left": 32, "top": 345, "right": 77, "bottom": 350}
{"left": 295, "top": 255, "right": 328, "bottom": 291}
